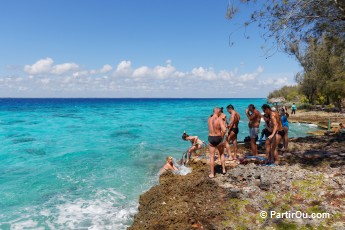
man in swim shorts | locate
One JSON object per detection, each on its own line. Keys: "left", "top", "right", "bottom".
{"left": 246, "top": 104, "right": 261, "bottom": 156}
{"left": 225, "top": 104, "right": 240, "bottom": 161}
{"left": 262, "top": 104, "right": 284, "bottom": 165}
{"left": 208, "top": 107, "right": 227, "bottom": 178}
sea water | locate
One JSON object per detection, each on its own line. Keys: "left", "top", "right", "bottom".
{"left": 0, "top": 98, "right": 320, "bottom": 229}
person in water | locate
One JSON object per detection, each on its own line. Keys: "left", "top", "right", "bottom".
{"left": 262, "top": 104, "right": 284, "bottom": 165}
{"left": 182, "top": 131, "right": 204, "bottom": 163}
{"left": 208, "top": 107, "right": 227, "bottom": 178}
{"left": 162, "top": 156, "right": 178, "bottom": 172}
{"left": 246, "top": 104, "right": 261, "bottom": 156}
{"left": 225, "top": 104, "right": 240, "bottom": 161}
{"left": 280, "top": 107, "right": 289, "bottom": 151}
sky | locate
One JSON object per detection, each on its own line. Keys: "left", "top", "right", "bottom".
{"left": 0, "top": 0, "right": 301, "bottom": 98}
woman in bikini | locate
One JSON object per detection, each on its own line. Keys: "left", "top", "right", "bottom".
{"left": 182, "top": 131, "right": 204, "bottom": 163}
{"left": 161, "top": 156, "right": 178, "bottom": 173}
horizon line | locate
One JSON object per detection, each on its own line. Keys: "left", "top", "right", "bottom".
{"left": 0, "top": 97, "right": 267, "bottom": 99}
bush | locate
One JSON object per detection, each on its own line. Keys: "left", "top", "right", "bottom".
{"left": 298, "top": 103, "right": 314, "bottom": 110}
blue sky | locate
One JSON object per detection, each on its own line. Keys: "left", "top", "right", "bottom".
{"left": 0, "top": 0, "right": 300, "bottom": 98}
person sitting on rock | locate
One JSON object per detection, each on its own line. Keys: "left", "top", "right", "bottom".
{"left": 182, "top": 131, "right": 204, "bottom": 163}
{"left": 161, "top": 156, "right": 178, "bottom": 173}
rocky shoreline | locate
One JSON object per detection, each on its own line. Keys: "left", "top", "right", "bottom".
{"left": 128, "top": 112, "right": 345, "bottom": 229}
{"left": 129, "top": 134, "right": 345, "bottom": 230}
{"left": 288, "top": 110, "right": 345, "bottom": 129}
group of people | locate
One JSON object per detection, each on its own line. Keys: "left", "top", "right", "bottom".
{"left": 162, "top": 103, "right": 292, "bottom": 178}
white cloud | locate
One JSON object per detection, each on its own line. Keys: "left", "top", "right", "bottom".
{"left": 153, "top": 64, "right": 175, "bottom": 79}
{"left": 191, "top": 67, "right": 217, "bottom": 80}
{"left": 132, "top": 66, "right": 150, "bottom": 78}
{"left": 259, "top": 77, "right": 291, "bottom": 87}
{"left": 2, "top": 58, "right": 297, "bottom": 97}
{"left": 40, "top": 78, "right": 51, "bottom": 84}
{"left": 100, "top": 64, "right": 113, "bottom": 73}
{"left": 24, "top": 57, "right": 79, "bottom": 75}
{"left": 238, "top": 66, "right": 263, "bottom": 82}
{"left": 115, "top": 60, "right": 132, "bottom": 74}
{"left": 51, "top": 63, "right": 79, "bottom": 74}
{"left": 24, "top": 57, "right": 53, "bottom": 74}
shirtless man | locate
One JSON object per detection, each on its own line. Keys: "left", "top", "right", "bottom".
{"left": 225, "top": 104, "right": 240, "bottom": 160}
{"left": 246, "top": 104, "right": 261, "bottom": 156}
{"left": 262, "top": 104, "right": 284, "bottom": 165}
{"left": 208, "top": 107, "right": 227, "bottom": 178}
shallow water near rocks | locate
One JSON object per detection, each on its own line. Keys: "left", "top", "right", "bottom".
{"left": 0, "top": 98, "right": 320, "bottom": 229}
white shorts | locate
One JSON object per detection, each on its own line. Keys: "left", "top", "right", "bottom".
{"left": 249, "top": 128, "right": 259, "bottom": 138}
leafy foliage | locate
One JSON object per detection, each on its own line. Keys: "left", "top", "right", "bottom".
{"left": 228, "top": 0, "right": 345, "bottom": 110}
{"left": 230, "top": 0, "right": 345, "bottom": 55}
{"left": 268, "top": 85, "right": 300, "bottom": 101}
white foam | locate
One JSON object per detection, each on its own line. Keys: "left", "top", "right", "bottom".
{"left": 4, "top": 188, "right": 139, "bottom": 230}
{"left": 307, "top": 123, "right": 318, "bottom": 127}
{"left": 177, "top": 165, "right": 192, "bottom": 175}
{"left": 54, "top": 189, "right": 137, "bottom": 229}
{"left": 11, "top": 220, "right": 43, "bottom": 230}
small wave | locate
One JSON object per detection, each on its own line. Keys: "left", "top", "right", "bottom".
{"left": 307, "top": 123, "right": 318, "bottom": 127}
{"left": 11, "top": 137, "right": 36, "bottom": 144}
{"left": 25, "top": 148, "right": 46, "bottom": 156}
{"left": 4, "top": 188, "right": 138, "bottom": 230}
{"left": 177, "top": 164, "right": 192, "bottom": 175}
{"left": 9, "top": 219, "right": 44, "bottom": 230}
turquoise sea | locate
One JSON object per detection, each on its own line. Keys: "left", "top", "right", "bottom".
{"left": 0, "top": 98, "right": 320, "bottom": 229}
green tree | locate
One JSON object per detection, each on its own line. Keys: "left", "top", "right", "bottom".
{"left": 228, "top": 0, "right": 345, "bottom": 56}
{"left": 228, "top": 1, "right": 345, "bottom": 110}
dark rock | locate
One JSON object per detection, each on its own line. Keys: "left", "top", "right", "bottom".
{"left": 226, "top": 188, "right": 243, "bottom": 199}
{"left": 259, "top": 175, "right": 271, "bottom": 191}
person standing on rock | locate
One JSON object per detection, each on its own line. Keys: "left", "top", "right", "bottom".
{"left": 246, "top": 104, "right": 261, "bottom": 156}
{"left": 208, "top": 107, "right": 227, "bottom": 178}
{"left": 260, "top": 114, "right": 273, "bottom": 161}
{"left": 291, "top": 103, "right": 297, "bottom": 115}
{"left": 280, "top": 107, "right": 289, "bottom": 151}
{"left": 262, "top": 104, "right": 285, "bottom": 165}
{"left": 225, "top": 104, "right": 240, "bottom": 161}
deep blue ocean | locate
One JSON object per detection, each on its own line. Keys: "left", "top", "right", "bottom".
{"left": 0, "top": 98, "right": 320, "bottom": 229}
